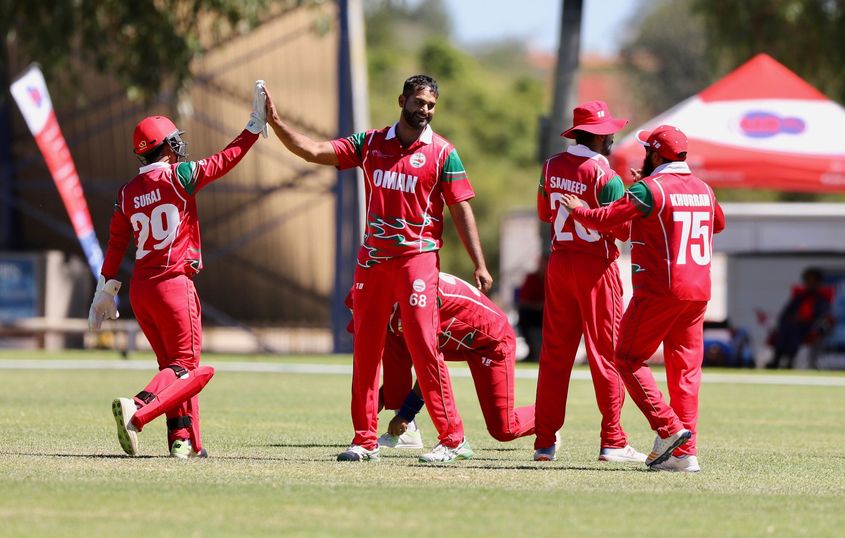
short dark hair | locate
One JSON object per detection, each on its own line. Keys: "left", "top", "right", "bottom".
{"left": 802, "top": 267, "right": 823, "bottom": 282}
{"left": 573, "top": 130, "right": 597, "bottom": 147}
{"left": 403, "top": 75, "right": 439, "bottom": 98}
{"left": 138, "top": 144, "right": 166, "bottom": 165}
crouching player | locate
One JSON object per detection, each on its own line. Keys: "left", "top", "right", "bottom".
{"left": 360, "top": 272, "right": 536, "bottom": 449}
{"left": 88, "top": 81, "right": 268, "bottom": 458}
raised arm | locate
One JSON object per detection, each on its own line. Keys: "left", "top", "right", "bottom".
{"left": 448, "top": 200, "right": 493, "bottom": 292}
{"left": 264, "top": 86, "right": 339, "bottom": 166}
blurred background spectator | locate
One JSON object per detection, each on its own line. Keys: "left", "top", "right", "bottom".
{"left": 516, "top": 253, "right": 547, "bottom": 362}
{"left": 766, "top": 267, "right": 834, "bottom": 369}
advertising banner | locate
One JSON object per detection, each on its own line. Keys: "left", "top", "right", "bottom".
{"left": 10, "top": 64, "right": 103, "bottom": 277}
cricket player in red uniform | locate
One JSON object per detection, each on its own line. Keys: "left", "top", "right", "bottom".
{"left": 264, "top": 76, "right": 492, "bottom": 463}
{"left": 533, "top": 101, "right": 645, "bottom": 463}
{"left": 562, "top": 125, "right": 726, "bottom": 472}
{"left": 89, "top": 81, "right": 268, "bottom": 458}
{"left": 361, "top": 272, "right": 534, "bottom": 448}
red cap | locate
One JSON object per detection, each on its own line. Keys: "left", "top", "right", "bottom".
{"left": 133, "top": 115, "right": 179, "bottom": 155}
{"left": 636, "top": 125, "right": 688, "bottom": 161}
{"left": 561, "top": 100, "right": 628, "bottom": 139}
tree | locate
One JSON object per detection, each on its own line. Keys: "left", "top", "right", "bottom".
{"left": 619, "top": 0, "right": 712, "bottom": 121}
{"left": 694, "top": 0, "right": 845, "bottom": 105}
{"left": 0, "top": 0, "right": 316, "bottom": 103}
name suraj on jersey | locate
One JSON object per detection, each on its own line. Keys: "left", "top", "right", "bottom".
{"left": 133, "top": 188, "right": 161, "bottom": 209}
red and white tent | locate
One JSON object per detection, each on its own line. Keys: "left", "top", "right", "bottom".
{"left": 610, "top": 54, "right": 845, "bottom": 192}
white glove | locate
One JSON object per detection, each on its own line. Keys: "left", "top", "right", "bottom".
{"left": 245, "top": 79, "right": 268, "bottom": 137}
{"left": 88, "top": 276, "right": 122, "bottom": 331}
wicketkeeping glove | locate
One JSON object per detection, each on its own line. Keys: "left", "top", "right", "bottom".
{"left": 88, "top": 276, "right": 122, "bottom": 331}
{"left": 245, "top": 79, "right": 268, "bottom": 137}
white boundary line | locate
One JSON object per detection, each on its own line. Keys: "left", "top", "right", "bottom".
{"left": 0, "top": 359, "right": 844, "bottom": 387}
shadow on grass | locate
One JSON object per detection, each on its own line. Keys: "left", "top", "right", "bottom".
{"left": 261, "top": 443, "right": 347, "bottom": 449}
{"left": 406, "top": 461, "right": 648, "bottom": 472}
{"left": 0, "top": 452, "right": 157, "bottom": 459}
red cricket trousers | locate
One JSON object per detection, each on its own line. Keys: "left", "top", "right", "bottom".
{"left": 615, "top": 296, "right": 707, "bottom": 455}
{"left": 382, "top": 330, "right": 535, "bottom": 442}
{"left": 534, "top": 249, "right": 627, "bottom": 450}
{"left": 351, "top": 252, "right": 463, "bottom": 450}
{"left": 129, "top": 274, "right": 204, "bottom": 450}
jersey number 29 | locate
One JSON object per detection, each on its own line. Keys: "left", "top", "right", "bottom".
{"left": 131, "top": 203, "right": 181, "bottom": 260}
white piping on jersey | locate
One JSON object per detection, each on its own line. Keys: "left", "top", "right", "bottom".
{"left": 652, "top": 161, "right": 691, "bottom": 175}
{"left": 706, "top": 183, "right": 716, "bottom": 254}
{"left": 652, "top": 178, "right": 672, "bottom": 288}
{"left": 162, "top": 167, "right": 188, "bottom": 269}
{"left": 417, "top": 138, "right": 449, "bottom": 253}
{"left": 437, "top": 288, "right": 502, "bottom": 318}
{"left": 138, "top": 162, "right": 169, "bottom": 174}
{"left": 565, "top": 143, "right": 611, "bottom": 166}
{"left": 592, "top": 165, "right": 610, "bottom": 259}
{"left": 385, "top": 122, "right": 433, "bottom": 144}
{"left": 362, "top": 131, "right": 377, "bottom": 249}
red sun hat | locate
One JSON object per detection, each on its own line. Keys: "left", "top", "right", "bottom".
{"left": 133, "top": 115, "right": 180, "bottom": 155}
{"left": 561, "top": 100, "right": 628, "bottom": 139}
{"left": 636, "top": 125, "right": 688, "bottom": 161}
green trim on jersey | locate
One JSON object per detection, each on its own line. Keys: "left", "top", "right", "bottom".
{"left": 439, "top": 149, "right": 468, "bottom": 182}
{"left": 347, "top": 132, "right": 367, "bottom": 161}
{"left": 627, "top": 181, "right": 654, "bottom": 216}
{"left": 599, "top": 175, "right": 625, "bottom": 206}
{"left": 176, "top": 162, "right": 199, "bottom": 195}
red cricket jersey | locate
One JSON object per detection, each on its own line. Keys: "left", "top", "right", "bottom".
{"left": 537, "top": 144, "right": 626, "bottom": 260}
{"left": 386, "top": 272, "right": 512, "bottom": 357}
{"left": 101, "top": 130, "right": 258, "bottom": 281}
{"left": 331, "top": 123, "right": 475, "bottom": 268}
{"left": 570, "top": 161, "right": 726, "bottom": 301}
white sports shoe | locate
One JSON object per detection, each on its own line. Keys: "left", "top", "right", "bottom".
{"left": 170, "top": 439, "right": 208, "bottom": 459}
{"left": 645, "top": 429, "right": 692, "bottom": 466}
{"left": 378, "top": 428, "right": 424, "bottom": 449}
{"left": 418, "top": 439, "right": 474, "bottom": 463}
{"left": 336, "top": 444, "right": 380, "bottom": 462}
{"left": 598, "top": 445, "right": 647, "bottom": 463}
{"left": 649, "top": 454, "right": 700, "bottom": 473}
{"left": 111, "top": 397, "right": 139, "bottom": 456}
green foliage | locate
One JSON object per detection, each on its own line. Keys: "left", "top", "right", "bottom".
{"left": 619, "top": 0, "right": 713, "bottom": 120}
{"left": 694, "top": 0, "right": 845, "bottom": 105}
{"left": 364, "top": 1, "right": 545, "bottom": 280}
{"left": 1, "top": 0, "right": 316, "bottom": 103}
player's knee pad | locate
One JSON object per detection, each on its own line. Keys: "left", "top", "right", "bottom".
{"left": 132, "top": 365, "right": 215, "bottom": 428}
{"left": 166, "top": 415, "right": 192, "bottom": 431}
{"left": 135, "top": 390, "right": 156, "bottom": 405}
{"left": 166, "top": 364, "right": 189, "bottom": 378}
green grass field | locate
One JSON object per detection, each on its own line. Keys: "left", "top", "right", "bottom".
{"left": 1, "top": 350, "right": 844, "bottom": 537}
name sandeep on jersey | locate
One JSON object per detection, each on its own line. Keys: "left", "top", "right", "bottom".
{"left": 669, "top": 193, "right": 711, "bottom": 207}
{"left": 133, "top": 188, "right": 162, "bottom": 209}
{"left": 373, "top": 169, "right": 418, "bottom": 193}
{"left": 548, "top": 176, "right": 587, "bottom": 195}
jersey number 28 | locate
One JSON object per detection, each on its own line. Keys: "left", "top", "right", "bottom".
{"left": 130, "top": 203, "right": 181, "bottom": 260}
{"left": 550, "top": 193, "right": 601, "bottom": 243}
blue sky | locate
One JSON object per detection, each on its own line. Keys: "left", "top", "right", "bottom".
{"left": 443, "top": 0, "right": 642, "bottom": 56}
